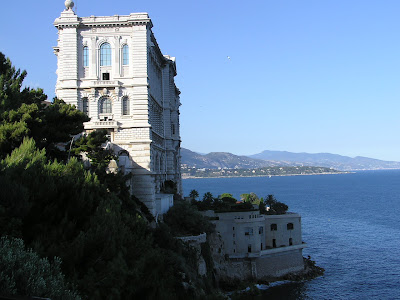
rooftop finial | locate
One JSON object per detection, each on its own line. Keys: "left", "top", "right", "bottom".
{"left": 65, "top": 0, "right": 74, "bottom": 10}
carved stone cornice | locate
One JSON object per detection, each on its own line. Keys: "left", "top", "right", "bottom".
{"left": 54, "top": 12, "right": 152, "bottom": 30}
{"left": 80, "top": 13, "right": 152, "bottom": 29}
{"left": 54, "top": 10, "right": 80, "bottom": 29}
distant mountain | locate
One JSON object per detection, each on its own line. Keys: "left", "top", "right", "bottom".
{"left": 250, "top": 150, "right": 400, "bottom": 171}
{"left": 181, "top": 148, "right": 400, "bottom": 171}
{"left": 181, "top": 148, "right": 292, "bottom": 169}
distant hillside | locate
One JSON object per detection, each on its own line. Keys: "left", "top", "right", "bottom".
{"left": 181, "top": 148, "right": 292, "bottom": 169}
{"left": 181, "top": 148, "right": 400, "bottom": 171}
{"left": 250, "top": 150, "right": 400, "bottom": 171}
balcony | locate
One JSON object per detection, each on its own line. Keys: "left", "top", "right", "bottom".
{"left": 92, "top": 80, "right": 119, "bottom": 87}
{"left": 92, "top": 114, "right": 118, "bottom": 128}
{"left": 92, "top": 120, "right": 117, "bottom": 128}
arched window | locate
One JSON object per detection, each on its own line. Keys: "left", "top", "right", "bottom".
{"left": 83, "top": 46, "right": 89, "bottom": 67}
{"left": 122, "top": 96, "right": 130, "bottom": 115}
{"left": 100, "top": 43, "right": 111, "bottom": 66}
{"left": 122, "top": 45, "right": 129, "bottom": 65}
{"left": 82, "top": 97, "right": 89, "bottom": 115}
{"left": 99, "top": 97, "right": 112, "bottom": 114}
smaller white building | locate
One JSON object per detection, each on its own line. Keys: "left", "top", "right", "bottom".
{"left": 205, "top": 209, "right": 307, "bottom": 279}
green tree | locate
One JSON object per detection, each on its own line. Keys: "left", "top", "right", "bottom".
{"left": 212, "top": 193, "right": 236, "bottom": 211}
{"left": 264, "top": 194, "right": 288, "bottom": 215}
{"left": 189, "top": 189, "right": 199, "bottom": 200}
{"left": 0, "top": 52, "right": 88, "bottom": 160}
{"left": 0, "top": 53, "right": 220, "bottom": 299}
{"left": 0, "top": 138, "right": 149, "bottom": 298}
{"left": 240, "top": 192, "right": 260, "bottom": 204}
{"left": 71, "top": 129, "right": 115, "bottom": 170}
{"left": 0, "top": 236, "right": 80, "bottom": 299}
{"left": 259, "top": 198, "right": 267, "bottom": 214}
{"left": 195, "top": 192, "right": 214, "bottom": 210}
{"left": 0, "top": 138, "right": 218, "bottom": 299}
{"left": 164, "top": 200, "right": 214, "bottom": 236}
{"left": 220, "top": 193, "right": 235, "bottom": 200}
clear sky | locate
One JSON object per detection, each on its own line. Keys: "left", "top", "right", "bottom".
{"left": 1, "top": 0, "right": 399, "bottom": 161}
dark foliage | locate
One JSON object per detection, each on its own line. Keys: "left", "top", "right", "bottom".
{"left": 0, "top": 53, "right": 219, "bottom": 299}
{"left": 0, "top": 52, "right": 88, "bottom": 161}
{"left": 0, "top": 236, "right": 80, "bottom": 299}
{"left": 265, "top": 194, "right": 289, "bottom": 215}
{"left": 164, "top": 200, "right": 215, "bottom": 236}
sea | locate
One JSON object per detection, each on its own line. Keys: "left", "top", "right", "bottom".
{"left": 182, "top": 170, "right": 400, "bottom": 299}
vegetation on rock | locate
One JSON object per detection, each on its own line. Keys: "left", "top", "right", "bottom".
{"left": 0, "top": 52, "right": 219, "bottom": 299}
{"left": 164, "top": 200, "right": 215, "bottom": 236}
{"left": 190, "top": 191, "right": 288, "bottom": 215}
{"left": 0, "top": 236, "right": 80, "bottom": 299}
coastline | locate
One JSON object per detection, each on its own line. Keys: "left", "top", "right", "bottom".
{"left": 182, "top": 171, "right": 352, "bottom": 180}
{"left": 221, "top": 257, "right": 325, "bottom": 298}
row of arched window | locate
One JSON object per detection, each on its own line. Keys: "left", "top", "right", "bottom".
{"left": 83, "top": 43, "right": 129, "bottom": 67}
{"left": 81, "top": 96, "right": 130, "bottom": 115}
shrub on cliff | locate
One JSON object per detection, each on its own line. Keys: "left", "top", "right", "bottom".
{"left": 164, "top": 200, "right": 215, "bottom": 236}
{"left": 0, "top": 236, "right": 80, "bottom": 299}
{"left": 265, "top": 194, "right": 288, "bottom": 215}
{"left": 0, "top": 52, "right": 221, "bottom": 299}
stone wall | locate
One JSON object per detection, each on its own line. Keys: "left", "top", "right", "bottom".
{"left": 208, "top": 232, "right": 305, "bottom": 282}
{"left": 255, "top": 248, "right": 304, "bottom": 278}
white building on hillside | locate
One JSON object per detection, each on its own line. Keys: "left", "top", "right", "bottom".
{"left": 54, "top": 1, "right": 181, "bottom": 216}
{"left": 205, "top": 209, "right": 306, "bottom": 279}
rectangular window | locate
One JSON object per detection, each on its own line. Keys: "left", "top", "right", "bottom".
{"left": 287, "top": 223, "right": 294, "bottom": 230}
{"left": 102, "top": 73, "right": 110, "bottom": 80}
{"left": 122, "top": 97, "right": 130, "bottom": 115}
{"left": 122, "top": 45, "right": 129, "bottom": 65}
{"left": 82, "top": 97, "right": 88, "bottom": 115}
{"left": 259, "top": 227, "right": 263, "bottom": 234}
{"left": 244, "top": 227, "right": 253, "bottom": 236}
{"left": 270, "top": 224, "right": 277, "bottom": 231}
{"left": 83, "top": 46, "right": 89, "bottom": 67}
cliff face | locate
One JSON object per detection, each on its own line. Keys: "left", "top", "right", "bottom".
{"left": 177, "top": 233, "right": 208, "bottom": 276}
{"left": 208, "top": 232, "right": 253, "bottom": 282}
{"left": 178, "top": 232, "right": 323, "bottom": 292}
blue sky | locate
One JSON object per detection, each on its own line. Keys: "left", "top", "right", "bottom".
{"left": 1, "top": 0, "right": 399, "bottom": 161}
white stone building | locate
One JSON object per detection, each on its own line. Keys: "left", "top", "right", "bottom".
{"left": 205, "top": 209, "right": 306, "bottom": 279}
{"left": 54, "top": 1, "right": 181, "bottom": 216}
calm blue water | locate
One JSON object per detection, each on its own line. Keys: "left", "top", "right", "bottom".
{"left": 183, "top": 170, "right": 400, "bottom": 299}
